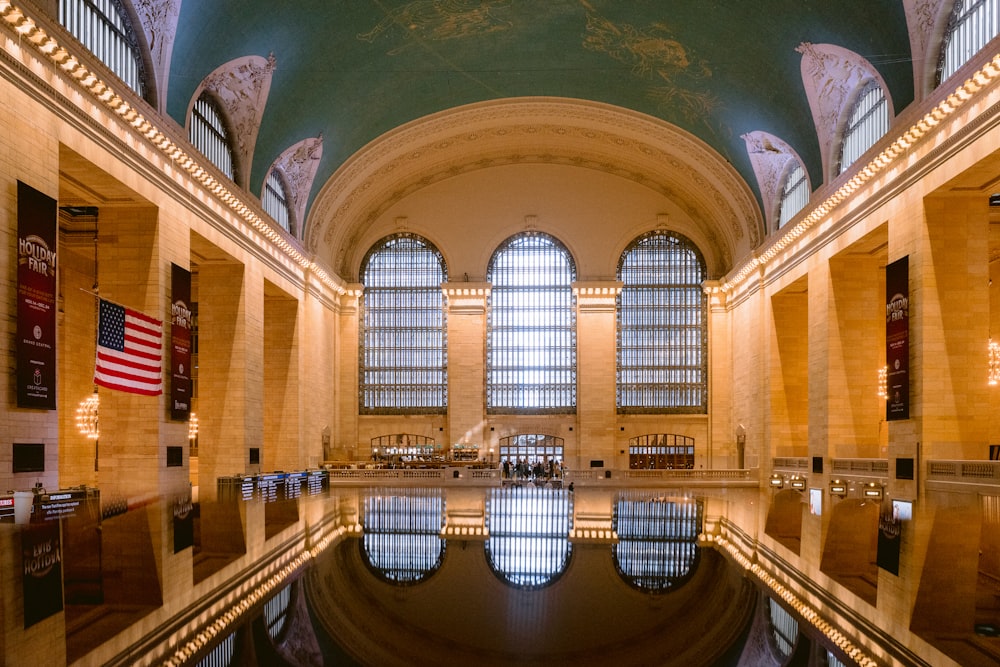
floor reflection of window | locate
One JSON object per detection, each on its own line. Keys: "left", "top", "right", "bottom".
{"left": 768, "top": 597, "right": 798, "bottom": 659}
{"left": 613, "top": 493, "right": 701, "bottom": 591}
{"left": 264, "top": 584, "right": 291, "bottom": 641}
{"left": 486, "top": 486, "right": 572, "bottom": 588}
{"left": 361, "top": 490, "right": 445, "bottom": 584}
{"left": 196, "top": 631, "right": 234, "bottom": 667}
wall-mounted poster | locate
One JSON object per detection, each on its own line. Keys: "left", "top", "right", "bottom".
{"left": 170, "top": 263, "right": 193, "bottom": 420}
{"left": 886, "top": 256, "right": 909, "bottom": 420}
{"left": 16, "top": 181, "right": 58, "bottom": 409}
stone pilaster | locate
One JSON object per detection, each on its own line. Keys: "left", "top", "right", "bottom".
{"left": 443, "top": 283, "right": 490, "bottom": 449}
{"left": 574, "top": 281, "right": 622, "bottom": 468}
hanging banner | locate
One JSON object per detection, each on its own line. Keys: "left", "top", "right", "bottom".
{"left": 170, "top": 263, "right": 193, "bottom": 420}
{"left": 173, "top": 496, "right": 194, "bottom": 553}
{"left": 876, "top": 499, "right": 902, "bottom": 576}
{"left": 885, "top": 256, "right": 909, "bottom": 420}
{"left": 22, "top": 521, "right": 64, "bottom": 628}
{"left": 16, "top": 181, "right": 58, "bottom": 409}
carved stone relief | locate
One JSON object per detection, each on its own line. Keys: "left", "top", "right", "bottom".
{"left": 197, "top": 54, "right": 276, "bottom": 188}
{"left": 131, "top": 0, "right": 182, "bottom": 113}
{"left": 796, "top": 42, "right": 890, "bottom": 180}
{"left": 268, "top": 135, "right": 324, "bottom": 238}
{"left": 742, "top": 131, "right": 804, "bottom": 232}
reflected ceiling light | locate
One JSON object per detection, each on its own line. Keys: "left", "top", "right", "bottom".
{"left": 989, "top": 338, "right": 1000, "bottom": 386}
{"left": 75, "top": 392, "right": 99, "bottom": 440}
{"left": 188, "top": 413, "right": 199, "bottom": 441}
{"left": 877, "top": 365, "right": 888, "bottom": 399}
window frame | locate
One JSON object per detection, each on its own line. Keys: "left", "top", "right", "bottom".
{"left": 616, "top": 230, "right": 708, "bottom": 414}
{"left": 836, "top": 80, "right": 889, "bottom": 176}
{"left": 190, "top": 93, "right": 237, "bottom": 182}
{"left": 486, "top": 232, "right": 578, "bottom": 414}
{"left": 358, "top": 233, "right": 448, "bottom": 415}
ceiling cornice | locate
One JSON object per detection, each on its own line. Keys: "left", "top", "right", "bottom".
{"left": 306, "top": 97, "right": 763, "bottom": 279}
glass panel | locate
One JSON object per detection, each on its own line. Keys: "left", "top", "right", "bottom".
{"left": 487, "top": 234, "right": 576, "bottom": 412}
{"left": 59, "top": 0, "right": 145, "bottom": 97}
{"left": 190, "top": 96, "right": 235, "bottom": 180}
{"left": 262, "top": 170, "right": 291, "bottom": 232}
{"left": 940, "top": 0, "right": 1000, "bottom": 85}
{"left": 359, "top": 234, "right": 447, "bottom": 413}
{"left": 838, "top": 81, "right": 889, "bottom": 175}
{"left": 617, "top": 232, "right": 707, "bottom": 412}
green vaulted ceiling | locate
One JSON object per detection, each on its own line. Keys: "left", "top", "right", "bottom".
{"left": 166, "top": 0, "right": 914, "bottom": 226}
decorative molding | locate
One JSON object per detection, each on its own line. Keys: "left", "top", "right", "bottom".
{"left": 306, "top": 98, "right": 763, "bottom": 280}
{"left": 196, "top": 53, "right": 276, "bottom": 189}
{"left": 131, "top": 0, "right": 181, "bottom": 114}
{"left": 796, "top": 43, "right": 894, "bottom": 179}
{"left": 741, "top": 131, "right": 808, "bottom": 232}
{"left": 268, "top": 135, "right": 323, "bottom": 238}
{"left": 574, "top": 281, "right": 623, "bottom": 312}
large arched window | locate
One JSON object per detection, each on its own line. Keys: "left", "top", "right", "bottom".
{"left": 487, "top": 233, "right": 576, "bottom": 413}
{"left": 59, "top": 0, "right": 148, "bottom": 100}
{"left": 777, "top": 161, "right": 809, "bottom": 229}
{"left": 261, "top": 169, "right": 292, "bottom": 234}
{"left": 359, "top": 234, "right": 447, "bottom": 413}
{"left": 190, "top": 93, "right": 236, "bottom": 181}
{"left": 939, "top": 0, "right": 1000, "bottom": 86}
{"left": 617, "top": 231, "right": 707, "bottom": 413}
{"left": 837, "top": 81, "right": 889, "bottom": 175}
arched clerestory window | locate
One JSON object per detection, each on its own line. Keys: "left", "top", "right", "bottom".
{"left": 59, "top": 0, "right": 149, "bottom": 101}
{"left": 837, "top": 80, "right": 889, "bottom": 175}
{"left": 939, "top": 0, "right": 1000, "bottom": 86}
{"left": 190, "top": 93, "right": 236, "bottom": 181}
{"left": 617, "top": 231, "right": 707, "bottom": 413}
{"left": 359, "top": 233, "right": 447, "bottom": 414}
{"left": 487, "top": 232, "right": 576, "bottom": 413}
{"left": 777, "top": 161, "right": 809, "bottom": 229}
{"left": 261, "top": 169, "right": 292, "bottom": 234}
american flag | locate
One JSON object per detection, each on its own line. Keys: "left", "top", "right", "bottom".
{"left": 94, "top": 299, "right": 163, "bottom": 395}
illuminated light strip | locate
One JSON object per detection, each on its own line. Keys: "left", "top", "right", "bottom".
{"left": 707, "top": 533, "right": 879, "bottom": 667}
{"left": 0, "top": 1, "right": 345, "bottom": 296}
{"left": 722, "top": 54, "right": 1000, "bottom": 293}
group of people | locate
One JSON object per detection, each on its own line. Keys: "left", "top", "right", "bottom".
{"left": 501, "top": 457, "right": 563, "bottom": 481}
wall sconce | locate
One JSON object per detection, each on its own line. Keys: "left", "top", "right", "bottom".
{"left": 769, "top": 473, "right": 784, "bottom": 489}
{"left": 863, "top": 482, "right": 884, "bottom": 500}
{"left": 789, "top": 475, "right": 806, "bottom": 490}
{"left": 829, "top": 479, "right": 847, "bottom": 498}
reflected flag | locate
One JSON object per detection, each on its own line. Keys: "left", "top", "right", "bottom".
{"left": 94, "top": 299, "right": 163, "bottom": 395}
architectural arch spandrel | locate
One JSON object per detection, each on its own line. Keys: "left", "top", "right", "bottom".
{"left": 796, "top": 43, "right": 895, "bottom": 180}
{"left": 306, "top": 98, "right": 763, "bottom": 279}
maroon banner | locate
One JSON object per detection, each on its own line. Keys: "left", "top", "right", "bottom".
{"left": 16, "top": 181, "right": 58, "bottom": 409}
{"left": 886, "top": 256, "right": 909, "bottom": 420}
{"left": 170, "top": 263, "right": 193, "bottom": 420}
